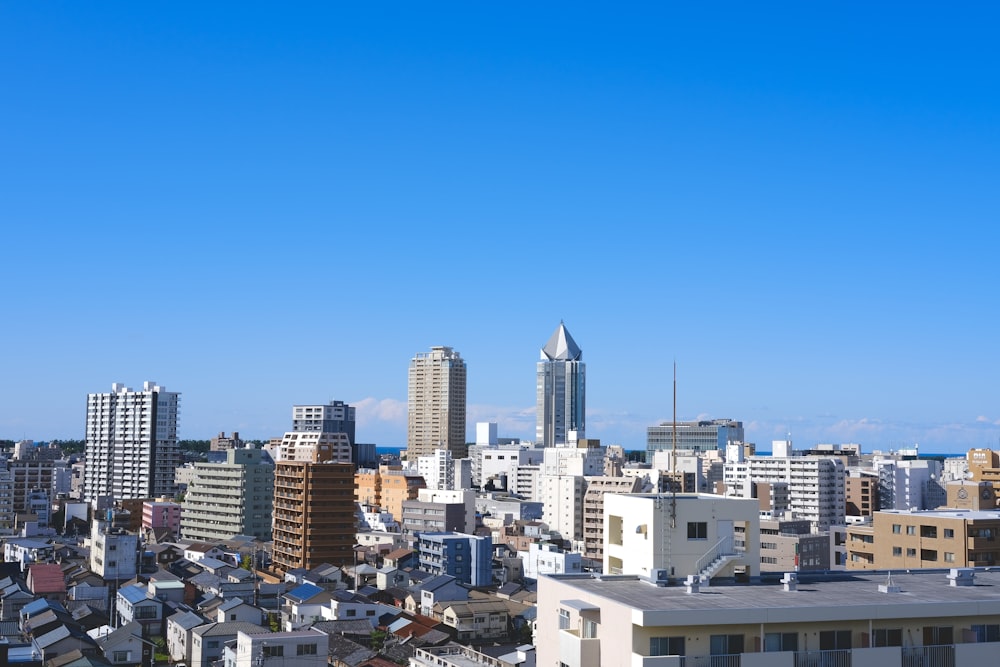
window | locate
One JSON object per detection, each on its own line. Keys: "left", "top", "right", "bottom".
{"left": 263, "top": 646, "right": 284, "bottom": 657}
{"left": 582, "top": 618, "right": 598, "bottom": 638}
{"left": 944, "top": 528, "right": 955, "bottom": 539}
{"left": 873, "top": 628, "right": 902, "bottom": 647}
{"left": 972, "top": 624, "right": 1000, "bottom": 642}
{"left": 688, "top": 522, "right": 708, "bottom": 540}
{"left": 906, "top": 548, "right": 917, "bottom": 557}
{"left": 944, "top": 552, "right": 955, "bottom": 563}
{"left": 906, "top": 526, "right": 916, "bottom": 536}
{"left": 921, "top": 525, "right": 938, "bottom": 538}
{"left": 923, "top": 626, "right": 953, "bottom": 646}
{"left": 650, "top": 636, "right": 685, "bottom": 656}
{"left": 113, "top": 651, "right": 130, "bottom": 663}
{"left": 892, "top": 524, "right": 901, "bottom": 534}
{"left": 346, "top": 609, "right": 356, "bottom": 617}
{"left": 764, "top": 632, "right": 798, "bottom": 652}
{"left": 207, "top": 641, "right": 219, "bottom": 648}
{"left": 921, "top": 549, "right": 938, "bottom": 561}
{"left": 819, "top": 630, "right": 851, "bottom": 650}
{"left": 558, "top": 608, "right": 571, "bottom": 630}
{"left": 297, "top": 644, "right": 318, "bottom": 656}
{"left": 710, "top": 634, "right": 743, "bottom": 655}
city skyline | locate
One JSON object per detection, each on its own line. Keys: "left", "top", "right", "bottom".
{"left": 3, "top": 5, "right": 1000, "bottom": 454}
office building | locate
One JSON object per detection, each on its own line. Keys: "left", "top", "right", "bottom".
{"left": 539, "top": 568, "right": 1000, "bottom": 667}
{"left": 292, "top": 400, "right": 356, "bottom": 443}
{"left": 407, "top": 346, "right": 467, "bottom": 460}
{"left": 181, "top": 448, "right": 274, "bottom": 542}
{"left": 272, "top": 458, "right": 355, "bottom": 574}
{"left": 536, "top": 322, "right": 585, "bottom": 447}
{"left": 83, "top": 381, "right": 180, "bottom": 503}
{"left": 646, "top": 419, "right": 744, "bottom": 460}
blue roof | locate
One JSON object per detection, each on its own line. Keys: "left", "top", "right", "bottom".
{"left": 285, "top": 582, "right": 324, "bottom": 603}
{"left": 21, "top": 597, "right": 66, "bottom": 615}
{"left": 119, "top": 585, "right": 149, "bottom": 604}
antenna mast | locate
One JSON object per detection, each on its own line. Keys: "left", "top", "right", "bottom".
{"left": 671, "top": 361, "right": 677, "bottom": 528}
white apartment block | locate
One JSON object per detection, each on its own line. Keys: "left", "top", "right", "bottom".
{"left": 84, "top": 381, "right": 180, "bottom": 503}
{"left": 521, "top": 541, "right": 583, "bottom": 580}
{"left": 276, "top": 431, "right": 352, "bottom": 463}
{"left": 228, "top": 629, "right": 327, "bottom": 667}
{"left": 417, "top": 449, "right": 471, "bottom": 490}
{"left": 603, "top": 493, "right": 760, "bottom": 582}
{"left": 514, "top": 465, "right": 541, "bottom": 501}
{"left": 181, "top": 447, "right": 274, "bottom": 542}
{"left": 90, "top": 520, "right": 139, "bottom": 581}
{"left": 874, "top": 456, "right": 943, "bottom": 510}
{"left": 473, "top": 444, "right": 544, "bottom": 490}
{"left": 724, "top": 455, "right": 846, "bottom": 530}
{"left": 542, "top": 444, "right": 604, "bottom": 477}
{"left": 542, "top": 474, "right": 588, "bottom": 544}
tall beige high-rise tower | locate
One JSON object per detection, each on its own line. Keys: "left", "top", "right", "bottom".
{"left": 407, "top": 346, "right": 467, "bottom": 461}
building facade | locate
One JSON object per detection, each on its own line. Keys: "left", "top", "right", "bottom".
{"left": 536, "top": 322, "right": 585, "bottom": 447}
{"left": 180, "top": 448, "right": 274, "bottom": 542}
{"left": 538, "top": 568, "right": 1000, "bottom": 667}
{"left": 603, "top": 493, "right": 760, "bottom": 582}
{"left": 84, "top": 381, "right": 180, "bottom": 503}
{"left": 407, "top": 346, "right": 467, "bottom": 460}
{"left": 646, "top": 419, "right": 744, "bottom": 460}
{"left": 272, "top": 460, "right": 355, "bottom": 573}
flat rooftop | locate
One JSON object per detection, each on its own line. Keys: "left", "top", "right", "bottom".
{"left": 547, "top": 570, "right": 1000, "bottom": 626}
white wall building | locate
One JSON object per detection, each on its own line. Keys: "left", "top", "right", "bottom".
{"left": 228, "top": 629, "right": 327, "bottom": 667}
{"left": 417, "top": 449, "right": 471, "bottom": 491}
{"left": 90, "top": 521, "right": 138, "bottom": 581}
{"left": 84, "top": 381, "right": 180, "bottom": 503}
{"left": 724, "top": 454, "right": 846, "bottom": 530}
{"left": 603, "top": 493, "right": 760, "bottom": 582}
{"left": 520, "top": 542, "right": 583, "bottom": 580}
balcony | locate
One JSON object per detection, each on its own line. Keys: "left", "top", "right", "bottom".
{"left": 559, "top": 628, "right": 601, "bottom": 667}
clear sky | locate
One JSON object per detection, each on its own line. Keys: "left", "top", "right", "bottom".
{"left": 2, "top": 3, "right": 999, "bottom": 454}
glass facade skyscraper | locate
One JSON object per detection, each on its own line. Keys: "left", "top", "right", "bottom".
{"left": 536, "top": 322, "right": 585, "bottom": 447}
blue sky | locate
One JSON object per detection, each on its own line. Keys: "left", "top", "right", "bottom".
{"left": 2, "top": 3, "right": 999, "bottom": 454}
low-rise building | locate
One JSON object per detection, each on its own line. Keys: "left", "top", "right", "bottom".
{"left": 539, "top": 568, "right": 1000, "bottom": 667}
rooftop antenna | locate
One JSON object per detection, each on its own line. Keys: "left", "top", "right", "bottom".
{"left": 671, "top": 360, "right": 677, "bottom": 529}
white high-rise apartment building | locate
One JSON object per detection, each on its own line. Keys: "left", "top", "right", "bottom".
{"left": 407, "top": 346, "right": 467, "bottom": 460}
{"left": 84, "top": 381, "right": 180, "bottom": 504}
{"left": 536, "top": 322, "right": 585, "bottom": 447}
{"left": 723, "top": 451, "right": 846, "bottom": 530}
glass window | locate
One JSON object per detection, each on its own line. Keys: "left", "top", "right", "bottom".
{"left": 972, "top": 624, "right": 1000, "bottom": 642}
{"left": 688, "top": 522, "right": 708, "bottom": 540}
{"left": 873, "top": 628, "right": 902, "bottom": 647}
{"left": 764, "top": 632, "right": 798, "bottom": 652}
{"left": 558, "top": 609, "right": 571, "bottom": 630}
{"left": 819, "top": 630, "right": 851, "bottom": 650}
{"left": 650, "top": 636, "right": 685, "bottom": 656}
{"left": 710, "top": 634, "right": 744, "bottom": 655}
{"left": 892, "top": 524, "right": 901, "bottom": 534}
{"left": 923, "top": 626, "right": 953, "bottom": 646}
{"left": 906, "top": 525, "right": 916, "bottom": 535}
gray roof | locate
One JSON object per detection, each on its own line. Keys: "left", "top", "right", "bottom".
{"left": 192, "top": 621, "right": 266, "bottom": 637}
{"left": 118, "top": 584, "right": 150, "bottom": 605}
{"left": 541, "top": 322, "right": 582, "bottom": 361}
{"left": 547, "top": 570, "right": 1000, "bottom": 625}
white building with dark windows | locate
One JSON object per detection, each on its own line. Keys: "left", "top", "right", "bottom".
{"left": 83, "top": 381, "right": 180, "bottom": 503}
{"left": 536, "top": 322, "right": 585, "bottom": 447}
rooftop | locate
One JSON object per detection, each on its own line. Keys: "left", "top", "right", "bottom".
{"left": 547, "top": 569, "right": 1000, "bottom": 626}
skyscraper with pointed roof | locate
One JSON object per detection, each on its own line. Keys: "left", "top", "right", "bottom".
{"left": 536, "top": 322, "right": 585, "bottom": 447}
